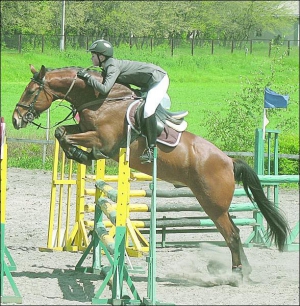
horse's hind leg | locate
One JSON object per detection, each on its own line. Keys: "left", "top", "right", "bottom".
{"left": 212, "top": 212, "right": 252, "bottom": 283}
{"left": 229, "top": 216, "right": 252, "bottom": 278}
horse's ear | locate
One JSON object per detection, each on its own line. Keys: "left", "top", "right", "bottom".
{"left": 29, "top": 64, "right": 37, "bottom": 74}
{"left": 38, "top": 65, "right": 46, "bottom": 79}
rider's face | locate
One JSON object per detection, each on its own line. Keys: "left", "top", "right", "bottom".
{"left": 91, "top": 53, "right": 99, "bottom": 66}
{"left": 91, "top": 53, "right": 106, "bottom": 67}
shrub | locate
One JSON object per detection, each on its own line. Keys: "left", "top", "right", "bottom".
{"left": 279, "top": 134, "right": 299, "bottom": 174}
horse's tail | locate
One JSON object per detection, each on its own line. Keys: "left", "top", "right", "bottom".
{"left": 232, "top": 158, "right": 290, "bottom": 251}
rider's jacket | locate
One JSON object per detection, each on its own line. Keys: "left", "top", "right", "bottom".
{"left": 87, "top": 57, "right": 167, "bottom": 95}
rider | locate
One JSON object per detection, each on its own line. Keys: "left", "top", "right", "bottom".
{"left": 76, "top": 39, "right": 169, "bottom": 164}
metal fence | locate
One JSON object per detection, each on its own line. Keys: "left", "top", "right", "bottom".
{"left": 1, "top": 34, "right": 299, "bottom": 56}
{"left": 6, "top": 137, "right": 299, "bottom": 169}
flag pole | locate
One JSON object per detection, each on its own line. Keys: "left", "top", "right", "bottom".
{"left": 262, "top": 108, "right": 266, "bottom": 140}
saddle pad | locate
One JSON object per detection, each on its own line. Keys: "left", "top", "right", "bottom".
{"left": 126, "top": 100, "right": 182, "bottom": 147}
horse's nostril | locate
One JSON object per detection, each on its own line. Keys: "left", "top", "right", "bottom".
{"left": 12, "top": 117, "right": 19, "bottom": 129}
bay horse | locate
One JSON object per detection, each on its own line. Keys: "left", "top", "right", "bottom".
{"left": 13, "top": 65, "right": 289, "bottom": 283}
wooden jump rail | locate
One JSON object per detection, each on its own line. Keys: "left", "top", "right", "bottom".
{"left": 83, "top": 172, "right": 299, "bottom": 251}
{"left": 75, "top": 148, "right": 167, "bottom": 305}
{"left": 41, "top": 129, "right": 298, "bottom": 253}
{"left": 39, "top": 139, "right": 153, "bottom": 253}
{"left": 83, "top": 179, "right": 262, "bottom": 249}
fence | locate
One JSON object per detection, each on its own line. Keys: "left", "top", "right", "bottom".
{"left": 1, "top": 34, "right": 299, "bottom": 56}
{"left": 6, "top": 137, "right": 299, "bottom": 170}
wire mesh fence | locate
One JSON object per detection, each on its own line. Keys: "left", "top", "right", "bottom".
{"left": 1, "top": 34, "right": 299, "bottom": 56}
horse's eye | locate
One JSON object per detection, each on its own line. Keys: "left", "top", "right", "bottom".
{"left": 26, "top": 89, "right": 35, "bottom": 95}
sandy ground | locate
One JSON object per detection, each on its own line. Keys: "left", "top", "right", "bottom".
{"left": 3, "top": 167, "right": 299, "bottom": 305}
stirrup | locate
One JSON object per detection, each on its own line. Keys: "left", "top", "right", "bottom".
{"left": 139, "top": 148, "right": 154, "bottom": 164}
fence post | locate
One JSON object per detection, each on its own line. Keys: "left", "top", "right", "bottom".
{"left": 150, "top": 38, "right": 153, "bottom": 52}
{"left": 64, "top": 34, "right": 66, "bottom": 50}
{"left": 231, "top": 40, "right": 234, "bottom": 53}
{"left": 287, "top": 40, "right": 290, "bottom": 56}
{"left": 42, "top": 35, "right": 44, "bottom": 53}
{"left": 171, "top": 38, "right": 174, "bottom": 56}
{"left": 191, "top": 36, "right": 194, "bottom": 56}
{"left": 268, "top": 41, "right": 272, "bottom": 57}
{"left": 18, "top": 34, "right": 22, "bottom": 53}
{"left": 250, "top": 40, "right": 253, "bottom": 54}
{"left": 266, "top": 130, "right": 280, "bottom": 207}
{"left": 211, "top": 39, "right": 214, "bottom": 54}
{"left": 86, "top": 36, "right": 89, "bottom": 50}
{"left": 254, "top": 128, "right": 264, "bottom": 174}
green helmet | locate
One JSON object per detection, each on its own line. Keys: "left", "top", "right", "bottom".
{"left": 88, "top": 39, "right": 113, "bottom": 57}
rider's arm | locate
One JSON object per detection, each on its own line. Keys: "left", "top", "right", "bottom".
{"left": 87, "top": 64, "right": 119, "bottom": 95}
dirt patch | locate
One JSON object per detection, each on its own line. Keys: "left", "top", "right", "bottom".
{"left": 3, "top": 167, "right": 299, "bottom": 305}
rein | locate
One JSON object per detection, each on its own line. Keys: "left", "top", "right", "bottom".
{"left": 31, "top": 76, "right": 78, "bottom": 130}
{"left": 17, "top": 67, "right": 139, "bottom": 130}
{"left": 30, "top": 108, "right": 76, "bottom": 130}
{"left": 16, "top": 75, "right": 78, "bottom": 130}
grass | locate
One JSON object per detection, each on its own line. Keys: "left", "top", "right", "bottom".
{"left": 1, "top": 43, "right": 299, "bottom": 170}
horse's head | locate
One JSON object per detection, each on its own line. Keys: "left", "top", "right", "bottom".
{"left": 13, "top": 64, "right": 135, "bottom": 130}
{"left": 12, "top": 64, "right": 91, "bottom": 129}
{"left": 13, "top": 64, "right": 57, "bottom": 129}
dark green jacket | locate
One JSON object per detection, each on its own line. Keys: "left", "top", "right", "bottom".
{"left": 87, "top": 58, "right": 167, "bottom": 95}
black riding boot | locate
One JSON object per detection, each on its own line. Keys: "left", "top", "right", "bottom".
{"left": 140, "top": 114, "right": 157, "bottom": 164}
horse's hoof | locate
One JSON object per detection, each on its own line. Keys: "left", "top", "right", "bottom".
{"left": 229, "top": 266, "right": 243, "bottom": 287}
{"left": 68, "top": 146, "right": 92, "bottom": 166}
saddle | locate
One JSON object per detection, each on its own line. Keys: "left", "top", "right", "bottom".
{"left": 126, "top": 98, "right": 188, "bottom": 147}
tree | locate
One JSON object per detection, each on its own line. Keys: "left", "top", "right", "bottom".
{"left": 203, "top": 47, "right": 298, "bottom": 152}
{"left": 1, "top": 1, "right": 59, "bottom": 35}
{"left": 206, "top": 1, "right": 297, "bottom": 44}
{"left": 1, "top": 1, "right": 297, "bottom": 41}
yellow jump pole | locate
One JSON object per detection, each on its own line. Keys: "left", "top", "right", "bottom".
{"left": 0, "top": 118, "right": 22, "bottom": 303}
{"left": 40, "top": 139, "right": 78, "bottom": 252}
{"left": 92, "top": 148, "right": 142, "bottom": 304}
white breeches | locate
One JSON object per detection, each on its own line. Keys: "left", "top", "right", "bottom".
{"left": 144, "top": 74, "right": 169, "bottom": 118}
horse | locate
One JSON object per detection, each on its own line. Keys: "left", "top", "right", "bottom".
{"left": 13, "top": 64, "right": 290, "bottom": 283}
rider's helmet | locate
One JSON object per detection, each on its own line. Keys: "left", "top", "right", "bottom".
{"left": 88, "top": 40, "right": 113, "bottom": 57}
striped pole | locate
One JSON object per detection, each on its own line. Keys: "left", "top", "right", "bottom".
{"left": 0, "top": 119, "right": 22, "bottom": 303}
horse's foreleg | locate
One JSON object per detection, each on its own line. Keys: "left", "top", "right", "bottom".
{"left": 55, "top": 125, "right": 94, "bottom": 166}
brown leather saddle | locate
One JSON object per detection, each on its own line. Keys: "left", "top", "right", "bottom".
{"left": 126, "top": 99, "right": 188, "bottom": 147}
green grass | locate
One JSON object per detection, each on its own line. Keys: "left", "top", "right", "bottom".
{"left": 1, "top": 44, "right": 299, "bottom": 169}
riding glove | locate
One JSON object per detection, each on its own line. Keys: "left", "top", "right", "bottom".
{"left": 77, "top": 70, "right": 91, "bottom": 81}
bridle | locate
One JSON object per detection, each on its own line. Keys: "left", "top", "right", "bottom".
{"left": 15, "top": 74, "right": 77, "bottom": 129}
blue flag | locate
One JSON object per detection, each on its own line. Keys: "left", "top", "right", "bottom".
{"left": 264, "top": 87, "right": 289, "bottom": 108}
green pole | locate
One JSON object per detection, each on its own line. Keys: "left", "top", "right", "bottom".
{"left": 1, "top": 135, "right": 22, "bottom": 303}
{"left": 147, "top": 146, "right": 157, "bottom": 303}
{"left": 273, "top": 131, "right": 279, "bottom": 208}
{"left": 0, "top": 223, "right": 22, "bottom": 304}
{"left": 253, "top": 128, "right": 265, "bottom": 244}
{"left": 254, "top": 128, "right": 264, "bottom": 174}
{"left": 143, "top": 148, "right": 175, "bottom": 305}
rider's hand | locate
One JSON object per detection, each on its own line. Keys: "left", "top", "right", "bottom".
{"left": 77, "top": 69, "right": 91, "bottom": 81}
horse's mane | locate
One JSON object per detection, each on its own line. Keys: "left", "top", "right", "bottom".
{"left": 43, "top": 66, "right": 134, "bottom": 94}
{"left": 45, "top": 66, "right": 96, "bottom": 73}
